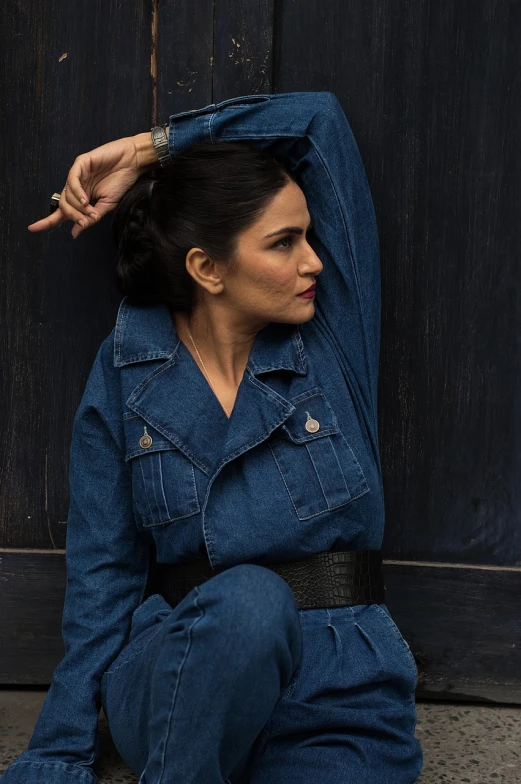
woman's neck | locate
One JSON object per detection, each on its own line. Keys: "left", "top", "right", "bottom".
{"left": 172, "top": 305, "right": 265, "bottom": 387}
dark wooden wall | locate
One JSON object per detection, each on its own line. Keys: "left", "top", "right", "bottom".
{"left": 0, "top": 0, "right": 153, "bottom": 552}
{"left": 1, "top": 0, "right": 520, "bottom": 700}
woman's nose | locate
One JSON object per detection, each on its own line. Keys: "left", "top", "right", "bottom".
{"left": 301, "top": 247, "right": 323, "bottom": 275}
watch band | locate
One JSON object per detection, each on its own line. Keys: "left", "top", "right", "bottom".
{"left": 150, "top": 123, "right": 171, "bottom": 167}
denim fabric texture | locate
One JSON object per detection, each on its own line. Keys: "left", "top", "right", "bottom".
{"left": 0, "top": 92, "right": 423, "bottom": 783}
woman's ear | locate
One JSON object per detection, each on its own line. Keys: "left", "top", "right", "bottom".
{"left": 185, "top": 247, "right": 225, "bottom": 295}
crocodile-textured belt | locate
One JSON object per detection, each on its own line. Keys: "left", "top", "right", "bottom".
{"left": 155, "top": 550, "right": 386, "bottom": 610}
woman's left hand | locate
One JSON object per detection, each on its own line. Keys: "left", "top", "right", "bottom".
{"left": 27, "top": 133, "right": 151, "bottom": 239}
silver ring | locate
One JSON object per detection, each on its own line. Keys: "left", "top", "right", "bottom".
{"left": 50, "top": 193, "right": 61, "bottom": 213}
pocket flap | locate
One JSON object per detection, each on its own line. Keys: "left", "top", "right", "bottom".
{"left": 124, "top": 415, "right": 179, "bottom": 462}
{"left": 123, "top": 414, "right": 200, "bottom": 526}
{"left": 279, "top": 390, "right": 340, "bottom": 444}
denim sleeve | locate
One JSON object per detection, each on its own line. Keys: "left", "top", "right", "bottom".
{"left": 0, "top": 333, "right": 150, "bottom": 784}
{"left": 168, "top": 91, "right": 381, "bottom": 432}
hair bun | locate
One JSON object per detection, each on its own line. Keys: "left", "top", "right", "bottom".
{"left": 112, "top": 174, "right": 162, "bottom": 303}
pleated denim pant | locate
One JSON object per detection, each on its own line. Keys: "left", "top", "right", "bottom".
{"left": 101, "top": 563, "right": 423, "bottom": 783}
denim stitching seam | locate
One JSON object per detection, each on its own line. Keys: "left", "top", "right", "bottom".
{"left": 338, "top": 432, "right": 369, "bottom": 486}
{"left": 268, "top": 443, "right": 300, "bottom": 519}
{"left": 157, "top": 451, "right": 170, "bottom": 520}
{"left": 139, "top": 459, "right": 154, "bottom": 522}
{"left": 372, "top": 604, "right": 417, "bottom": 672}
{"left": 158, "top": 589, "right": 206, "bottom": 784}
{"left": 328, "top": 436, "right": 351, "bottom": 497}
{"left": 304, "top": 441, "right": 329, "bottom": 509}
{"left": 105, "top": 626, "right": 164, "bottom": 675}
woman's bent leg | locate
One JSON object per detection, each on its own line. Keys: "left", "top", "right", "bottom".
{"left": 247, "top": 603, "right": 423, "bottom": 784}
{"left": 101, "top": 563, "right": 303, "bottom": 784}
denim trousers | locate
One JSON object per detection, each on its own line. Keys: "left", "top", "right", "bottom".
{"left": 100, "top": 563, "right": 423, "bottom": 784}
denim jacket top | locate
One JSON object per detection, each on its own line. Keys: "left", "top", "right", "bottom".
{"left": 1, "top": 91, "right": 383, "bottom": 784}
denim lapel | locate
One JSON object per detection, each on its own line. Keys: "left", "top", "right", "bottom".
{"left": 215, "top": 322, "right": 307, "bottom": 474}
{"left": 115, "top": 297, "right": 308, "bottom": 477}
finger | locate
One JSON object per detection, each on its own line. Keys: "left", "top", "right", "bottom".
{"left": 58, "top": 185, "right": 94, "bottom": 226}
{"left": 27, "top": 209, "right": 68, "bottom": 233}
{"left": 65, "top": 180, "right": 94, "bottom": 216}
{"left": 67, "top": 157, "right": 91, "bottom": 208}
{"left": 71, "top": 222, "right": 86, "bottom": 239}
{"left": 66, "top": 177, "right": 98, "bottom": 221}
{"left": 70, "top": 199, "right": 110, "bottom": 237}
{"left": 84, "top": 197, "right": 113, "bottom": 223}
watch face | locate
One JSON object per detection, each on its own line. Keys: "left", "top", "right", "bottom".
{"left": 152, "top": 127, "right": 166, "bottom": 140}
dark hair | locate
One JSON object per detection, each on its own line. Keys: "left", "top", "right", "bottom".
{"left": 112, "top": 141, "right": 296, "bottom": 312}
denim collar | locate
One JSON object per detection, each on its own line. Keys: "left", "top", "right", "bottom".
{"left": 114, "top": 298, "right": 308, "bottom": 475}
{"left": 113, "top": 296, "right": 307, "bottom": 377}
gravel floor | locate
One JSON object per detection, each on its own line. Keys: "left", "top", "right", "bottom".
{"left": 0, "top": 690, "right": 519, "bottom": 782}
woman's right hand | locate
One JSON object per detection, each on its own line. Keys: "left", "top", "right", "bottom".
{"left": 28, "top": 133, "right": 155, "bottom": 239}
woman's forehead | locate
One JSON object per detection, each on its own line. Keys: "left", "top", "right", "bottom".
{"left": 249, "top": 183, "right": 310, "bottom": 236}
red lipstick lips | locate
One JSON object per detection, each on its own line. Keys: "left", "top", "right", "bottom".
{"left": 297, "top": 283, "right": 316, "bottom": 299}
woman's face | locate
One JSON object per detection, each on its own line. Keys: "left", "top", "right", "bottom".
{"left": 217, "top": 180, "right": 323, "bottom": 326}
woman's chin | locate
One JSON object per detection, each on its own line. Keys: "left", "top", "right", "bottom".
{"left": 275, "top": 303, "right": 316, "bottom": 325}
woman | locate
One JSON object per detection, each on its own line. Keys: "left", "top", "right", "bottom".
{"left": 1, "top": 92, "right": 422, "bottom": 784}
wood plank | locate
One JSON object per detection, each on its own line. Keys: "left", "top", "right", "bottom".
{"left": 273, "top": 0, "right": 521, "bottom": 567}
{"left": 156, "top": 0, "right": 214, "bottom": 118}
{"left": 385, "top": 561, "right": 521, "bottom": 703}
{"left": 2, "top": 552, "right": 520, "bottom": 703}
{"left": 0, "top": 552, "right": 67, "bottom": 684}
{"left": 0, "top": 0, "right": 154, "bottom": 550}
{"left": 213, "top": 0, "right": 275, "bottom": 101}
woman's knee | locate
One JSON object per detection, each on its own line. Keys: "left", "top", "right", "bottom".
{"left": 197, "top": 563, "right": 302, "bottom": 649}
{"left": 206, "top": 563, "right": 298, "bottom": 612}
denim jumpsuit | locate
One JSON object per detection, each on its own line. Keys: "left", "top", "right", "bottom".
{"left": 0, "top": 92, "right": 422, "bottom": 784}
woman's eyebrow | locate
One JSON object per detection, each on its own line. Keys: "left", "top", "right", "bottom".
{"left": 264, "top": 221, "right": 313, "bottom": 238}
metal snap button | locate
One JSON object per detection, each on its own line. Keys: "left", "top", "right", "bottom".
{"left": 305, "top": 412, "right": 320, "bottom": 433}
{"left": 139, "top": 426, "right": 153, "bottom": 449}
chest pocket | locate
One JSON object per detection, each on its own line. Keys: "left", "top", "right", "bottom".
{"left": 269, "top": 390, "right": 369, "bottom": 521}
{"left": 124, "top": 415, "right": 200, "bottom": 527}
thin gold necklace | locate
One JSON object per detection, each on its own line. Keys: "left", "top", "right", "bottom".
{"left": 187, "top": 327, "right": 230, "bottom": 418}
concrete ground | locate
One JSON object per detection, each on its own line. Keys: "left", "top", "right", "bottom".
{"left": 0, "top": 690, "right": 519, "bottom": 782}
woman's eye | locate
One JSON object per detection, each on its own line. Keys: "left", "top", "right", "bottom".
{"left": 274, "top": 236, "right": 293, "bottom": 250}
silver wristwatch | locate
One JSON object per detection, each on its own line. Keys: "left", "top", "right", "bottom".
{"left": 150, "top": 123, "right": 171, "bottom": 167}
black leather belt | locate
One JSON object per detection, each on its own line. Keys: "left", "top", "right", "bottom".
{"left": 155, "top": 550, "right": 386, "bottom": 611}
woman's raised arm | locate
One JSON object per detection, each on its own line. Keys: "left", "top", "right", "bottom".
{"left": 29, "top": 92, "right": 381, "bottom": 433}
